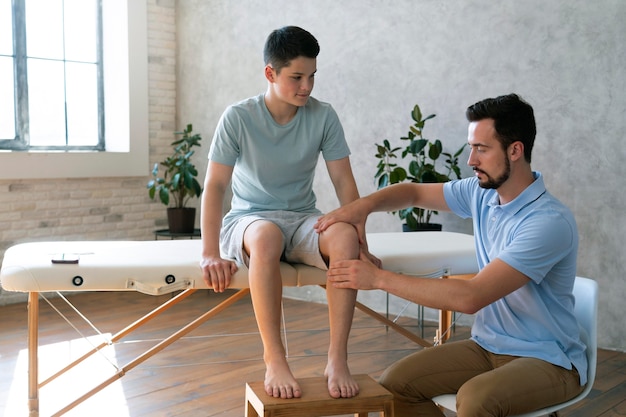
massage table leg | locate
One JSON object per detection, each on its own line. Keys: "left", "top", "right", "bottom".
{"left": 315, "top": 284, "right": 433, "bottom": 348}
{"left": 28, "top": 288, "right": 251, "bottom": 416}
{"left": 28, "top": 292, "right": 39, "bottom": 417}
{"left": 436, "top": 273, "right": 476, "bottom": 344}
{"left": 40, "top": 288, "right": 197, "bottom": 388}
{"left": 354, "top": 301, "right": 432, "bottom": 348}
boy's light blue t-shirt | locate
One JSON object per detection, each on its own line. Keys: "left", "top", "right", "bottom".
{"left": 444, "top": 172, "right": 588, "bottom": 385}
{"left": 209, "top": 94, "right": 350, "bottom": 223}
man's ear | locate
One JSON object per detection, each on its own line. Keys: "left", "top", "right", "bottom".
{"left": 509, "top": 141, "right": 525, "bottom": 161}
{"left": 264, "top": 65, "right": 275, "bottom": 82}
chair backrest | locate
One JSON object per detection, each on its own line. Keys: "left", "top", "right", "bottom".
{"left": 432, "top": 276, "right": 599, "bottom": 416}
{"left": 510, "top": 276, "right": 599, "bottom": 416}
{"left": 571, "top": 276, "right": 598, "bottom": 389}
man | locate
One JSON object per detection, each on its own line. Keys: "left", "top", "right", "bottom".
{"left": 200, "top": 26, "right": 377, "bottom": 400}
{"left": 315, "top": 94, "right": 587, "bottom": 416}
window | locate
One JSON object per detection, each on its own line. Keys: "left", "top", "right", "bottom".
{"left": 1, "top": 0, "right": 103, "bottom": 150}
{"left": 0, "top": 0, "right": 148, "bottom": 179}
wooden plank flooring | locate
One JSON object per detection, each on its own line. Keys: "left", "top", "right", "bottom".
{"left": 0, "top": 290, "right": 624, "bottom": 416}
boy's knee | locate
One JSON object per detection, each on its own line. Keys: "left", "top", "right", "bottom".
{"left": 326, "top": 220, "right": 355, "bottom": 233}
{"left": 246, "top": 221, "right": 283, "bottom": 244}
{"left": 323, "top": 221, "right": 358, "bottom": 244}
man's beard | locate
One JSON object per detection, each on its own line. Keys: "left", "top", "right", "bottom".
{"left": 475, "top": 158, "right": 510, "bottom": 189}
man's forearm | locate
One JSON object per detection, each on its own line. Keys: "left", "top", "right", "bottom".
{"left": 363, "top": 183, "right": 418, "bottom": 214}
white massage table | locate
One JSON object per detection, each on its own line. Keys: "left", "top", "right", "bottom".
{"left": 0, "top": 231, "right": 477, "bottom": 417}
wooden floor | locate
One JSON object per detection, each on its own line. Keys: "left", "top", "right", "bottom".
{"left": 0, "top": 290, "right": 624, "bottom": 417}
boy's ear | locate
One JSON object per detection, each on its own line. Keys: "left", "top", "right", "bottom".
{"left": 264, "top": 65, "right": 276, "bottom": 82}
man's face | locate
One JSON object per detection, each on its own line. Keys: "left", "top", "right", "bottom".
{"left": 467, "top": 119, "right": 510, "bottom": 189}
{"left": 269, "top": 56, "right": 316, "bottom": 107}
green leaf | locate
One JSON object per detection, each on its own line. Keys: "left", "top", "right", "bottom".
{"left": 421, "top": 171, "right": 438, "bottom": 183}
{"left": 192, "top": 179, "right": 202, "bottom": 197}
{"left": 454, "top": 143, "right": 467, "bottom": 157}
{"left": 159, "top": 187, "right": 170, "bottom": 206}
{"left": 405, "top": 212, "right": 418, "bottom": 230}
{"left": 408, "top": 160, "right": 420, "bottom": 177}
{"left": 377, "top": 175, "right": 389, "bottom": 189}
{"left": 409, "top": 138, "right": 428, "bottom": 155}
{"left": 171, "top": 173, "right": 181, "bottom": 189}
{"left": 411, "top": 104, "right": 422, "bottom": 123}
{"left": 428, "top": 140, "right": 443, "bottom": 160}
{"left": 409, "top": 125, "right": 422, "bottom": 136}
{"left": 390, "top": 167, "right": 407, "bottom": 183}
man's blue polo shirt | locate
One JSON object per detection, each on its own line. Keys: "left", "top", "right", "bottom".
{"left": 443, "top": 172, "right": 587, "bottom": 384}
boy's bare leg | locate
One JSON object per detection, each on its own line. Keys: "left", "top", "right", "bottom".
{"left": 244, "top": 221, "right": 301, "bottom": 399}
{"left": 319, "top": 222, "right": 360, "bottom": 399}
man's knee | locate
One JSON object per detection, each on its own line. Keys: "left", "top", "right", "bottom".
{"left": 379, "top": 358, "right": 425, "bottom": 400}
{"left": 456, "top": 381, "right": 503, "bottom": 417}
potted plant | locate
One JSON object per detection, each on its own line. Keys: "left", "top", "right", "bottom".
{"left": 374, "top": 103, "right": 466, "bottom": 232}
{"left": 147, "top": 124, "right": 203, "bottom": 233}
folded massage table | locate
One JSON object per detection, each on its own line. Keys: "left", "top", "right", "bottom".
{"left": 0, "top": 231, "right": 477, "bottom": 416}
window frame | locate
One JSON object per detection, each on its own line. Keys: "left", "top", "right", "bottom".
{"left": 0, "top": 0, "right": 149, "bottom": 179}
{"left": 2, "top": 0, "right": 105, "bottom": 151}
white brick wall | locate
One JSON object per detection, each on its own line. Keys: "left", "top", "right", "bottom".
{"left": 0, "top": 1, "right": 181, "bottom": 305}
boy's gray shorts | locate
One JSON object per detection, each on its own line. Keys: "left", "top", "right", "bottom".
{"left": 220, "top": 210, "right": 328, "bottom": 270}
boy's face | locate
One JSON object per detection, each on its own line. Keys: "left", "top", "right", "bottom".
{"left": 266, "top": 56, "right": 316, "bottom": 107}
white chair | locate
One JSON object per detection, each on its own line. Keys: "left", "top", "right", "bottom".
{"left": 432, "top": 276, "right": 598, "bottom": 417}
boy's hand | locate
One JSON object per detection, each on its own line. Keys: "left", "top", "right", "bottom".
{"left": 200, "top": 256, "right": 238, "bottom": 292}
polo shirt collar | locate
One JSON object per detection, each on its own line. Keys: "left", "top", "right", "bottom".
{"left": 488, "top": 171, "right": 546, "bottom": 215}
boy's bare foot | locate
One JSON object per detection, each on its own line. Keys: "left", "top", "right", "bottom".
{"left": 264, "top": 357, "right": 302, "bottom": 399}
{"left": 325, "top": 361, "right": 359, "bottom": 399}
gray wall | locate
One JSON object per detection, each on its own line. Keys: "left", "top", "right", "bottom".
{"left": 176, "top": 1, "right": 626, "bottom": 350}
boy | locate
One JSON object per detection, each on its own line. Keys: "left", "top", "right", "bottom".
{"left": 200, "top": 26, "right": 376, "bottom": 400}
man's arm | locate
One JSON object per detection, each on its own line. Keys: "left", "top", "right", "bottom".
{"left": 325, "top": 157, "right": 381, "bottom": 266}
{"left": 315, "top": 182, "right": 450, "bottom": 233}
{"left": 327, "top": 256, "right": 530, "bottom": 314}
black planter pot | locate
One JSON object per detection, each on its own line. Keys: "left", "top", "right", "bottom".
{"left": 402, "top": 223, "right": 443, "bottom": 232}
{"left": 167, "top": 207, "right": 196, "bottom": 234}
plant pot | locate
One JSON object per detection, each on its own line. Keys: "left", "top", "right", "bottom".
{"left": 402, "top": 223, "right": 443, "bottom": 232}
{"left": 167, "top": 207, "right": 196, "bottom": 234}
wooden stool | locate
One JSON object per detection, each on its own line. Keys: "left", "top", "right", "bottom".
{"left": 245, "top": 374, "right": 394, "bottom": 417}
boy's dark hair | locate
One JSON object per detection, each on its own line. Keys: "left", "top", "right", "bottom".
{"left": 466, "top": 93, "right": 536, "bottom": 163}
{"left": 263, "top": 26, "right": 320, "bottom": 73}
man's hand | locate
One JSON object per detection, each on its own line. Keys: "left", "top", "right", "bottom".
{"left": 199, "top": 256, "right": 238, "bottom": 292}
{"left": 326, "top": 254, "right": 382, "bottom": 290}
{"left": 360, "top": 247, "right": 382, "bottom": 269}
{"left": 314, "top": 199, "right": 368, "bottom": 233}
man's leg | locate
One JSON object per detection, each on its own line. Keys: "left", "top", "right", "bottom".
{"left": 379, "top": 340, "right": 493, "bottom": 417}
{"left": 456, "top": 355, "right": 584, "bottom": 417}
{"left": 243, "top": 220, "right": 300, "bottom": 399}
{"left": 318, "top": 222, "right": 360, "bottom": 399}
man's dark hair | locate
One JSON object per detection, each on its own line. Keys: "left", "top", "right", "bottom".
{"left": 263, "top": 26, "right": 320, "bottom": 73}
{"left": 466, "top": 93, "right": 536, "bottom": 163}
